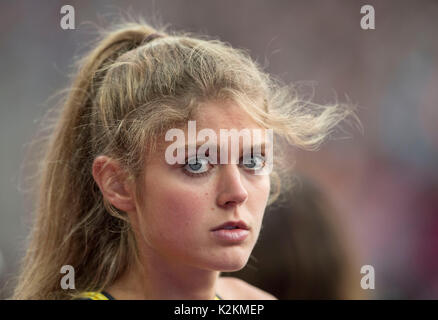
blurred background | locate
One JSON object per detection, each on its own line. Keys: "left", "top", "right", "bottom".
{"left": 1, "top": 0, "right": 437, "bottom": 299}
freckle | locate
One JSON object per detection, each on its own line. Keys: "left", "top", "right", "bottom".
{"left": 205, "top": 192, "right": 208, "bottom": 196}
{"left": 211, "top": 207, "right": 215, "bottom": 211}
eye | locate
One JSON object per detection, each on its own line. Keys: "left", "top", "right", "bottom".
{"left": 241, "top": 155, "right": 265, "bottom": 171}
{"left": 183, "top": 157, "right": 211, "bottom": 175}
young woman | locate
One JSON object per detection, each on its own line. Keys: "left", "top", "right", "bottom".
{"left": 12, "top": 20, "right": 359, "bottom": 300}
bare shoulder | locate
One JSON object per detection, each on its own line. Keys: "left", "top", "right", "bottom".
{"left": 217, "top": 276, "right": 277, "bottom": 300}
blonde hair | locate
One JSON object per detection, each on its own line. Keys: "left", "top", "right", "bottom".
{"left": 12, "top": 19, "right": 361, "bottom": 299}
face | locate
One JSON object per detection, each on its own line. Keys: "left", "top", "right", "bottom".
{"left": 132, "top": 100, "right": 271, "bottom": 272}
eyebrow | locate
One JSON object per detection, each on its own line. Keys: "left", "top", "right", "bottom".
{"left": 177, "top": 142, "right": 271, "bottom": 155}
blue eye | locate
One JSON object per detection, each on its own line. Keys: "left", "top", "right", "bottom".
{"left": 184, "top": 157, "right": 210, "bottom": 174}
{"left": 241, "top": 155, "right": 265, "bottom": 170}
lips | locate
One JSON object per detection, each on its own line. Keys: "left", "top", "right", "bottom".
{"left": 211, "top": 220, "right": 249, "bottom": 231}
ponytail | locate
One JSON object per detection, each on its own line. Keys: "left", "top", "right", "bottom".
{"left": 13, "top": 22, "right": 167, "bottom": 300}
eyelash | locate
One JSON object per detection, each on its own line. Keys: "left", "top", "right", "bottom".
{"left": 183, "top": 167, "right": 213, "bottom": 178}
{"left": 182, "top": 155, "right": 266, "bottom": 178}
{"left": 182, "top": 158, "right": 214, "bottom": 178}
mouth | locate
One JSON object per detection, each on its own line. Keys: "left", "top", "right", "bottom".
{"left": 210, "top": 220, "right": 249, "bottom": 232}
{"left": 210, "top": 220, "right": 250, "bottom": 243}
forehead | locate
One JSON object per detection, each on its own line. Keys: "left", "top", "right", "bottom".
{"left": 194, "top": 100, "right": 263, "bottom": 131}
{"left": 151, "top": 99, "right": 270, "bottom": 161}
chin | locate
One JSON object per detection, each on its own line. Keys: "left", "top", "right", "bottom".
{"left": 218, "top": 264, "right": 247, "bottom": 272}
{"left": 208, "top": 254, "right": 250, "bottom": 272}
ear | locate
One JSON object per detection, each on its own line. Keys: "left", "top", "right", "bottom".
{"left": 92, "top": 155, "right": 136, "bottom": 213}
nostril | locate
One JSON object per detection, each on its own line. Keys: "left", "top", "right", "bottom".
{"left": 224, "top": 200, "right": 239, "bottom": 207}
{"left": 223, "top": 201, "right": 234, "bottom": 208}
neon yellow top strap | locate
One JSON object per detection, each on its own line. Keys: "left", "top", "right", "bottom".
{"left": 79, "top": 291, "right": 222, "bottom": 300}
{"left": 78, "top": 291, "right": 110, "bottom": 300}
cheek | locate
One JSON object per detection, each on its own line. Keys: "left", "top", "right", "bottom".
{"left": 246, "top": 176, "right": 271, "bottom": 233}
{"left": 249, "top": 176, "right": 271, "bottom": 210}
{"left": 145, "top": 182, "right": 212, "bottom": 241}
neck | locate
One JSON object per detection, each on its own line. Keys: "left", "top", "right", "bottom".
{"left": 107, "top": 244, "right": 221, "bottom": 300}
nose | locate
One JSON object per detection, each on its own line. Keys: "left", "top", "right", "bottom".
{"left": 216, "top": 164, "right": 248, "bottom": 209}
